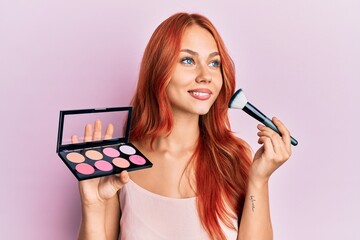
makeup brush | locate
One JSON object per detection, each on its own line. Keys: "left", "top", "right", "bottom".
{"left": 229, "top": 89, "right": 298, "bottom": 146}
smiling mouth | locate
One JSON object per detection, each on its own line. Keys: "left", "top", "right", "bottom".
{"left": 189, "top": 91, "right": 210, "bottom": 97}
{"left": 188, "top": 90, "right": 212, "bottom": 100}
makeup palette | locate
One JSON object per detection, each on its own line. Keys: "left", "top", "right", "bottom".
{"left": 56, "top": 106, "right": 152, "bottom": 181}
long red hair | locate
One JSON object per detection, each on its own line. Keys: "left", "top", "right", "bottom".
{"left": 130, "top": 13, "right": 252, "bottom": 239}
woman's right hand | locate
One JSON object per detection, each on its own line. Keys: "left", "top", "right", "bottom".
{"left": 71, "top": 119, "right": 129, "bottom": 206}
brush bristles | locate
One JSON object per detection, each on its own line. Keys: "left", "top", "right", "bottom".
{"left": 229, "top": 89, "right": 248, "bottom": 109}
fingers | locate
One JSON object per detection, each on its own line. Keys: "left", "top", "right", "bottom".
{"left": 273, "top": 117, "right": 291, "bottom": 150}
{"left": 93, "top": 119, "right": 102, "bottom": 141}
{"left": 257, "top": 135, "right": 275, "bottom": 157}
{"left": 84, "top": 120, "right": 114, "bottom": 142}
{"left": 257, "top": 117, "right": 292, "bottom": 162}
{"left": 71, "top": 135, "right": 79, "bottom": 144}
{"left": 257, "top": 126, "right": 283, "bottom": 153}
{"left": 84, "top": 124, "right": 93, "bottom": 142}
{"left": 104, "top": 123, "right": 114, "bottom": 140}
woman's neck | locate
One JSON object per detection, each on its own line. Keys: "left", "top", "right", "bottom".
{"left": 154, "top": 112, "right": 200, "bottom": 153}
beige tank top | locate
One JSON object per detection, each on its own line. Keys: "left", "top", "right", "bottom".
{"left": 119, "top": 179, "right": 238, "bottom": 240}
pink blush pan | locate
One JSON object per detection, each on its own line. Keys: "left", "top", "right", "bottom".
{"left": 129, "top": 155, "right": 146, "bottom": 165}
{"left": 95, "top": 160, "right": 113, "bottom": 171}
{"left": 103, "top": 147, "right": 120, "bottom": 157}
{"left": 76, "top": 163, "right": 95, "bottom": 175}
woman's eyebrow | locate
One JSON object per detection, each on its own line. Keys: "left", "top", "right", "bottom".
{"left": 180, "top": 49, "right": 198, "bottom": 56}
{"left": 209, "top": 52, "right": 220, "bottom": 58}
{"left": 180, "top": 49, "right": 220, "bottom": 58}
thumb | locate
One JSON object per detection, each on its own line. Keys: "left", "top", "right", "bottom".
{"left": 98, "top": 171, "right": 130, "bottom": 200}
{"left": 112, "top": 171, "right": 129, "bottom": 190}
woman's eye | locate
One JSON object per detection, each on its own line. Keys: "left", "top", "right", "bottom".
{"left": 181, "top": 57, "right": 194, "bottom": 65}
{"left": 209, "top": 60, "right": 221, "bottom": 68}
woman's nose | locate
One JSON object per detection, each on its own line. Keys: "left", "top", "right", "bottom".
{"left": 195, "top": 64, "right": 212, "bottom": 83}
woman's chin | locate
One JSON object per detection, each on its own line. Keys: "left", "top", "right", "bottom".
{"left": 196, "top": 107, "right": 211, "bottom": 116}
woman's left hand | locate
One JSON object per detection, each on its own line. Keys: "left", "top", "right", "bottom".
{"left": 249, "top": 117, "right": 292, "bottom": 185}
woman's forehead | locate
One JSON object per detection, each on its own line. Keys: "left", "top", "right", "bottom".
{"left": 179, "top": 25, "right": 219, "bottom": 54}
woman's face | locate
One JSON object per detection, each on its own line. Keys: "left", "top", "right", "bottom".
{"left": 166, "top": 24, "right": 223, "bottom": 117}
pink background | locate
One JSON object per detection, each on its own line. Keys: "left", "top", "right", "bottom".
{"left": 1, "top": 1, "right": 359, "bottom": 239}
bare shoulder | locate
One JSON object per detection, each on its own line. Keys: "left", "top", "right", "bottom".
{"left": 128, "top": 140, "right": 159, "bottom": 189}
{"left": 129, "top": 140, "right": 196, "bottom": 198}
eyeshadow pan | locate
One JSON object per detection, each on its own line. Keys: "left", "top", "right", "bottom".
{"left": 129, "top": 155, "right": 146, "bottom": 165}
{"left": 113, "top": 158, "right": 130, "bottom": 168}
{"left": 119, "top": 145, "right": 136, "bottom": 155}
{"left": 76, "top": 163, "right": 95, "bottom": 175}
{"left": 66, "top": 152, "right": 85, "bottom": 163}
{"left": 95, "top": 160, "right": 113, "bottom": 171}
{"left": 103, "top": 147, "right": 120, "bottom": 157}
{"left": 85, "top": 150, "right": 103, "bottom": 160}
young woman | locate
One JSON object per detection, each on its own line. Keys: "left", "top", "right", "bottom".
{"left": 76, "top": 12, "right": 292, "bottom": 240}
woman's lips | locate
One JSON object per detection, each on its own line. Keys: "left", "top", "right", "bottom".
{"left": 188, "top": 89, "right": 212, "bottom": 100}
